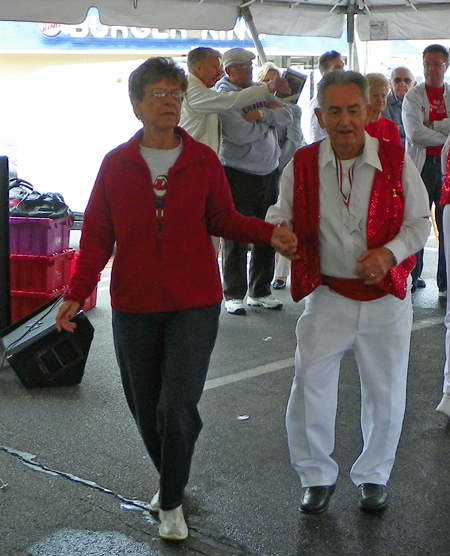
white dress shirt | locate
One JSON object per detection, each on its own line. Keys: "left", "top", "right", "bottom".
{"left": 308, "top": 95, "right": 328, "bottom": 144}
{"left": 266, "top": 133, "right": 431, "bottom": 278}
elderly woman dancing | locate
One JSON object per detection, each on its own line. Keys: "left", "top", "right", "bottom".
{"left": 55, "top": 57, "right": 297, "bottom": 541}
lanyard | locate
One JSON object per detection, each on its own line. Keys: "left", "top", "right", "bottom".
{"left": 334, "top": 152, "right": 358, "bottom": 209}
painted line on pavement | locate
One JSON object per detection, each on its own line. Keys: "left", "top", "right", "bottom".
{"left": 204, "top": 316, "right": 445, "bottom": 391}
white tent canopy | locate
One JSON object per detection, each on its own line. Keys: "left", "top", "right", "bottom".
{"left": 1, "top": 0, "right": 450, "bottom": 41}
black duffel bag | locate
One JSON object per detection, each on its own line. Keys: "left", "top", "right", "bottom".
{"left": 9, "top": 178, "right": 74, "bottom": 221}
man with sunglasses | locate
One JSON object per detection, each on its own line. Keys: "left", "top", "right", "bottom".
{"left": 403, "top": 44, "right": 450, "bottom": 297}
{"left": 383, "top": 67, "right": 416, "bottom": 148}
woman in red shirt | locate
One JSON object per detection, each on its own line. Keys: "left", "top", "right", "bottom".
{"left": 365, "top": 73, "right": 402, "bottom": 146}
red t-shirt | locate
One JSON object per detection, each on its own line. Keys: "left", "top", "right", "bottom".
{"left": 426, "top": 85, "right": 446, "bottom": 157}
{"left": 365, "top": 116, "right": 402, "bottom": 146}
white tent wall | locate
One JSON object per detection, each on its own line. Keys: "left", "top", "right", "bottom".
{"left": 1, "top": 1, "right": 450, "bottom": 41}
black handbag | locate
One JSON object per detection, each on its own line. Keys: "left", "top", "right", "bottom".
{"left": 9, "top": 178, "right": 74, "bottom": 221}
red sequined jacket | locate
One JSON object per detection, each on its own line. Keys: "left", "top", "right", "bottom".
{"left": 290, "top": 140, "right": 415, "bottom": 302}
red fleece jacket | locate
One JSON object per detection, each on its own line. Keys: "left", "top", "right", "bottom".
{"left": 66, "top": 127, "right": 275, "bottom": 313}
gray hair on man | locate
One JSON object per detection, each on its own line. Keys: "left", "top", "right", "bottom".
{"left": 317, "top": 70, "right": 369, "bottom": 109}
{"left": 187, "top": 47, "right": 221, "bottom": 72}
{"left": 390, "top": 66, "right": 414, "bottom": 80}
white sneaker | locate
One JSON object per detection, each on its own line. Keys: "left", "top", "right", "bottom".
{"left": 224, "top": 299, "right": 247, "bottom": 315}
{"left": 159, "top": 505, "right": 188, "bottom": 541}
{"left": 436, "top": 394, "right": 450, "bottom": 417}
{"left": 247, "top": 295, "right": 283, "bottom": 310}
{"left": 149, "top": 490, "right": 160, "bottom": 513}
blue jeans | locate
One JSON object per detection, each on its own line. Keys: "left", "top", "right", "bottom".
{"left": 112, "top": 303, "right": 221, "bottom": 510}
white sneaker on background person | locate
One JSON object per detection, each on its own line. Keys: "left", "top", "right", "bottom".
{"left": 436, "top": 394, "right": 450, "bottom": 417}
{"left": 224, "top": 299, "right": 247, "bottom": 315}
{"left": 246, "top": 295, "right": 283, "bottom": 310}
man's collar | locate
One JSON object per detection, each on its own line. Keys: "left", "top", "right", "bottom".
{"left": 320, "top": 132, "right": 382, "bottom": 172}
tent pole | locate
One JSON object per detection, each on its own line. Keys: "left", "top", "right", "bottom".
{"left": 0, "top": 156, "right": 11, "bottom": 331}
{"left": 240, "top": 6, "right": 267, "bottom": 64}
{"left": 346, "top": 4, "right": 359, "bottom": 72}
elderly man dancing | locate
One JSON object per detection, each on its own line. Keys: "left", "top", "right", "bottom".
{"left": 267, "top": 70, "right": 430, "bottom": 514}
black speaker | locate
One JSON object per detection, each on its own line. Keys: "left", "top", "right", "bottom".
{"left": 0, "top": 295, "right": 94, "bottom": 388}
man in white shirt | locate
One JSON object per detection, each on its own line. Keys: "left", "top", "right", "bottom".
{"left": 267, "top": 71, "right": 430, "bottom": 515}
{"left": 180, "top": 47, "right": 290, "bottom": 154}
{"left": 403, "top": 44, "right": 450, "bottom": 296}
{"left": 307, "top": 50, "right": 344, "bottom": 144}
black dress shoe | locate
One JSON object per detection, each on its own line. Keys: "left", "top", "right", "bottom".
{"left": 300, "top": 485, "right": 336, "bottom": 514}
{"left": 358, "top": 483, "right": 388, "bottom": 512}
{"left": 416, "top": 277, "right": 426, "bottom": 288}
{"left": 272, "top": 279, "right": 286, "bottom": 290}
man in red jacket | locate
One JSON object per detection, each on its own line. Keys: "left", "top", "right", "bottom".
{"left": 267, "top": 70, "right": 430, "bottom": 515}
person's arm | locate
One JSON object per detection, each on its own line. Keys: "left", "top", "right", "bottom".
{"left": 354, "top": 152, "right": 431, "bottom": 283}
{"left": 63, "top": 158, "right": 115, "bottom": 309}
{"left": 204, "top": 154, "right": 297, "bottom": 258}
{"left": 217, "top": 109, "right": 272, "bottom": 145}
{"left": 278, "top": 104, "right": 305, "bottom": 171}
{"left": 308, "top": 96, "right": 326, "bottom": 143}
{"left": 383, "top": 153, "right": 431, "bottom": 264}
{"left": 403, "top": 88, "right": 448, "bottom": 148}
{"left": 266, "top": 159, "right": 295, "bottom": 228}
{"left": 186, "top": 79, "right": 270, "bottom": 115}
{"left": 258, "top": 101, "right": 293, "bottom": 130}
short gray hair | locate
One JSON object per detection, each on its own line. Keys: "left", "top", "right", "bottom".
{"left": 128, "top": 57, "right": 188, "bottom": 103}
{"left": 317, "top": 70, "right": 369, "bottom": 109}
{"left": 390, "top": 66, "right": 414, "bottom": 80}
{"left": 187, "top": 47, "right": 221, "bottom": 72}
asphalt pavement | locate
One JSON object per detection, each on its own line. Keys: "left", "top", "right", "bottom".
{"left": 1, "top": 235, "right": 450, "bottom": 556}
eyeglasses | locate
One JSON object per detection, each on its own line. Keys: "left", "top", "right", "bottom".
{"left": 423, "top": 62, "right": 447, "bottom": 69}
{"left": 228, "top": 63, "right": 253, "bottom": 70}
{"left": 145, "top": 89, "right": 185, "bottom": 99}
{"left": 393, "top": 77, "right": 413, "bottom": 84}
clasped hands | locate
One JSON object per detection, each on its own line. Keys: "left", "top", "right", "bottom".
{"left": 354, "top": 246, "right": 395, "bottom": 284}
{"left": 271, "top": 222, "right": 299, "bottom": 260}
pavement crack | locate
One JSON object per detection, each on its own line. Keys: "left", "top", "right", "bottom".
{"left": 1, "top": 445, "right": 265, "bottom": 556}
{"left": 0, "top": 445, "right": 152, "bottom": 512}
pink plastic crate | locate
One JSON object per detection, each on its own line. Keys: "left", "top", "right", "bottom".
{"left": 9, "top": 216, "right": 72, "bottom": 256}
{"left": 10, "top": 249, "right": 75, "bottom": 293}
{"left": 10, "top": 287, "right": 68, "bottom": 324}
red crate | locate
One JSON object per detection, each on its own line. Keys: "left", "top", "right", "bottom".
{"left": 10, "top": 287, "right": 68, "bottom": 324}
{"left": 9, "top": 216, "right": 72, "bottom": 256}
{"left": 10, "top": 249, "right": 75, "bottom": 293}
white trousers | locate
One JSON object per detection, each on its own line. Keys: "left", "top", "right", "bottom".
{"left": 286, "top": 285, "right": 412, "bottom": 487}
{"left": 442, "top": 205, "right": 450, "bottom": 393}
{"left": 274, "top": 252, "right": 290, "bottom": 279}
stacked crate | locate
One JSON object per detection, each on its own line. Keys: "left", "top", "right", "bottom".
{"left": 9, "top": 216, "right": 74, "bottom": 324}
